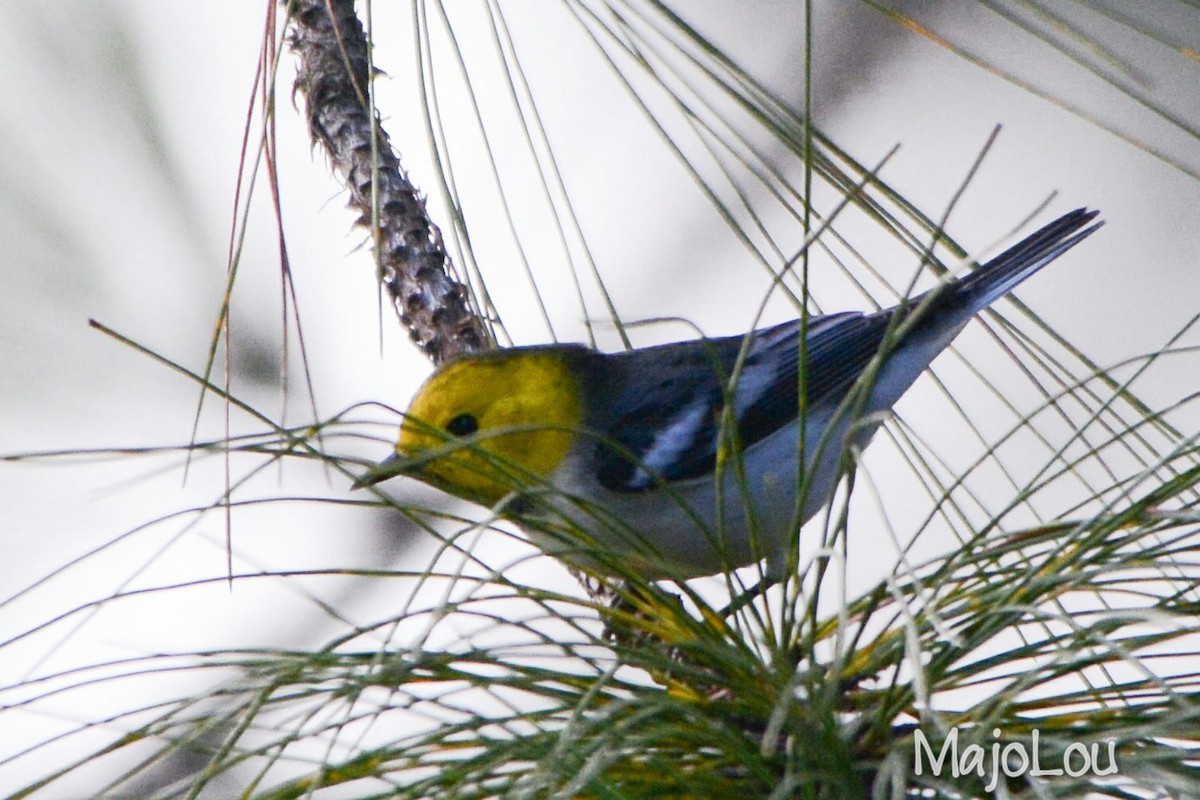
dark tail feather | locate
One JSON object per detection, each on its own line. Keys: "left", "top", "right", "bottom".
{"left": 957, "top": 208, "right": 1102, "bottom": 312}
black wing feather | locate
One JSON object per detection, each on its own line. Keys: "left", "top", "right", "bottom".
{"left": 593, "top": 311, "right": 893, "bottom": 492}
{"left": 591, "top": 209, "right": 1101, "bottom": 493}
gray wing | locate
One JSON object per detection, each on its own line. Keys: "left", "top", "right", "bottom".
{"left": 591, "top": 209, "right": 1101, "bottom": 493}
{"left": 593, "top": 311, "right": 893, "bottom": 492}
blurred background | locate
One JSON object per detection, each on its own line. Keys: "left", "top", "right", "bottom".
{"left": 0, "top": 0, "right": 1197, "bottom": 794}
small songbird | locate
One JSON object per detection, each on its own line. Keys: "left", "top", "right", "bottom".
{"left": 358, "top": 209, "right": 1101, "bottom": 580}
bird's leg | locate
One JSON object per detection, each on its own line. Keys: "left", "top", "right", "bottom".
{"left": 718, "top": 574, "right": 779, "bottom": 618}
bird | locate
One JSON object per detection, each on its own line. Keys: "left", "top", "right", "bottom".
{"left": 357, "top": 209, "right": 1101, "bottom": 581}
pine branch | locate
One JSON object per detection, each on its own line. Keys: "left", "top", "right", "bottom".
{"left": 285, "top": 0, "right": 490, "bottom": 364}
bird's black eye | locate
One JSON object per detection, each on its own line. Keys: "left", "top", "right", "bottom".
{"left": 445, "top": 413, "right": 479, "bottom": 437}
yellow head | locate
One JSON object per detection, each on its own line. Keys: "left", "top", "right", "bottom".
{"left": 395, "top": 349, "right": 583, "bottom": 505}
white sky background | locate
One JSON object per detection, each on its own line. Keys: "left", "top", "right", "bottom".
{"left": 0, "top": 0, "right": 1198, "bottom": 794}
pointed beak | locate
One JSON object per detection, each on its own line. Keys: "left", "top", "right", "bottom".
{"left": 351, "top": 451, "right": 409, "bottom": 490}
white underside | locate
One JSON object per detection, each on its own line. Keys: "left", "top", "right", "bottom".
{"left": 522, "top": 321, "right": 966, "bottom": 580}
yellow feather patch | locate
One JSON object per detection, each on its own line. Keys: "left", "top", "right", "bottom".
{"left": 397, "top": 351, "right": 582, "bottom": 505}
